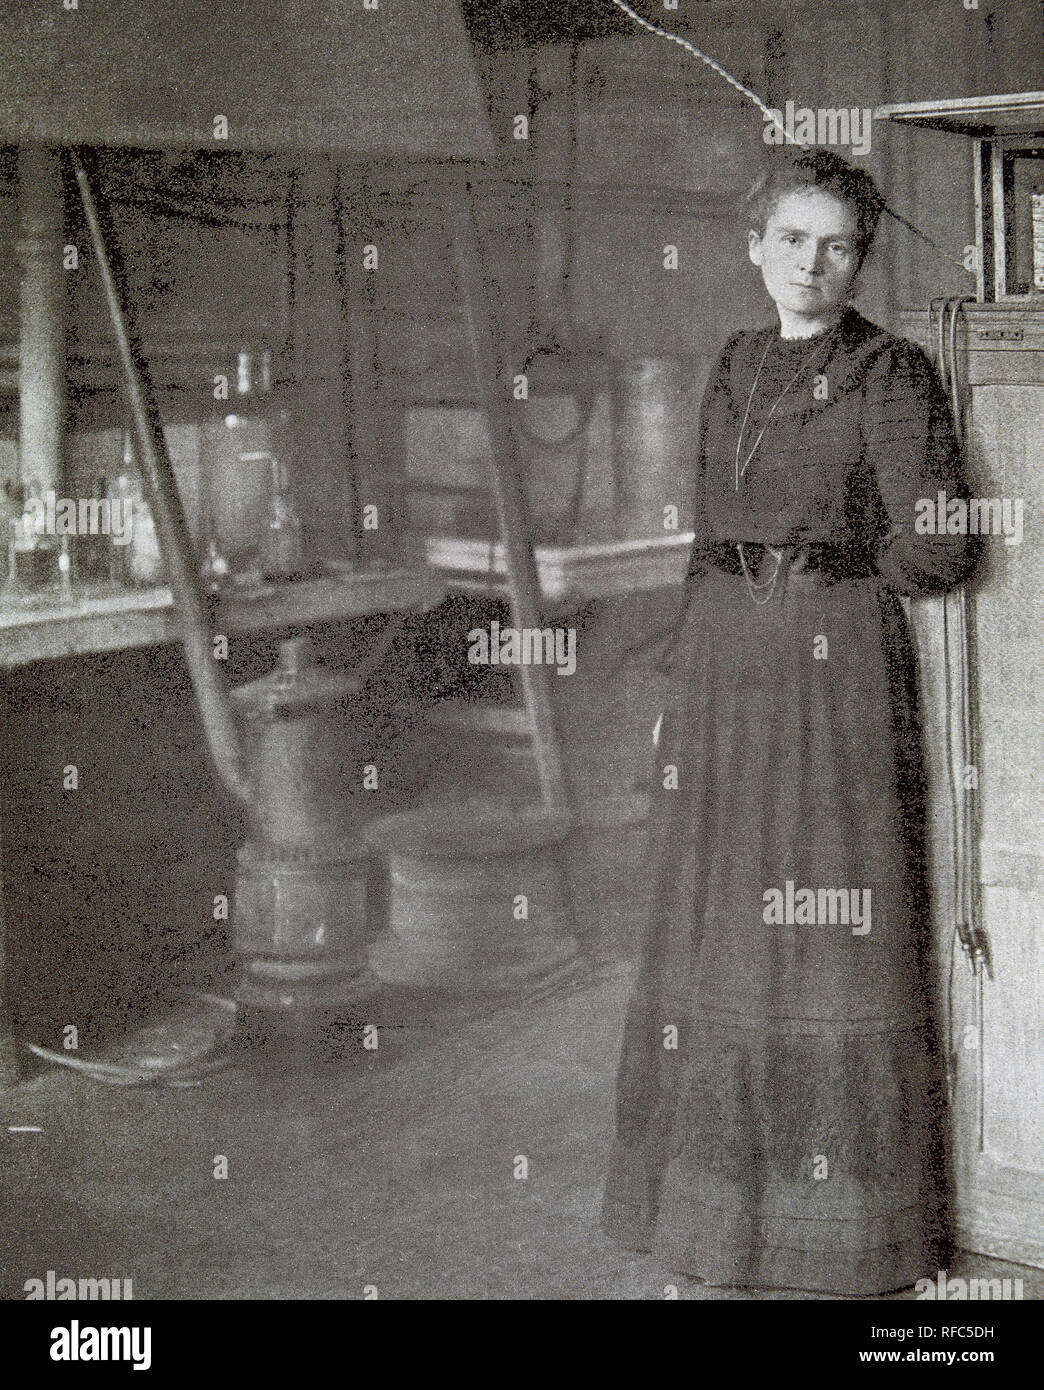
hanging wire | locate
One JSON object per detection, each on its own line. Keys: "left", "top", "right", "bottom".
{"left": 607, "top": 0, "right": 799, "bottom": 142}
{"left": 608, "top": 0, "right": 969, "bottom": 271}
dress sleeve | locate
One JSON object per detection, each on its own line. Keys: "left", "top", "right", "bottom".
{"left": 863, "top": 341, "right": 980, "bottom": 595}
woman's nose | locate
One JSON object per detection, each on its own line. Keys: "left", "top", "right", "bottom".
{"left": 799, "top": 242, "right": 826, "bottom": 275}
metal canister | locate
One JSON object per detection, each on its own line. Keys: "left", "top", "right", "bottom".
{"left": 612, "top": 356, "right": 697, "bottom": 539}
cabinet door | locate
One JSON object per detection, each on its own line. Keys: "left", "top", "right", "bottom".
{"left": 953, "top": 378, "right": 1044, "bottom": 1266}
{"left": 904, "top": 312, "right": 1044, "bottom": 1267}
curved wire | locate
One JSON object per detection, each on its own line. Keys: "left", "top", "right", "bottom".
{"left": 609, "top": 0, "right": 798, "bottom": 141}
{"left": 608, "top": 0, "right": 969, "bottom": 271}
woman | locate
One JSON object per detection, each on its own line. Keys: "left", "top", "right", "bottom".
{"left": 602, "top": 149, "right": 977, "bottom": 1295}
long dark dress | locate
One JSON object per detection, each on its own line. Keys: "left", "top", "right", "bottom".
{"left": 602, "top": 306, "right": 977, "bottom": 1295}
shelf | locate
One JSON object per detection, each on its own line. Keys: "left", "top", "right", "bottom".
{"left": 0, "top": 563, "right": 446, "bottom": 669}
{"left": 423, "top": 532, "right": 695, "bottom": 602}
{"left": 875, "top": 92, "right": 1044, "bottom": 138}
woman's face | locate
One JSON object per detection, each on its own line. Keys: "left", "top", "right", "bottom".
{"left": 747, "top": 187, "right": 860, "bottom": 330}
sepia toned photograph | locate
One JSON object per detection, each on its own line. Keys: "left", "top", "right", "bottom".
{"left": 0, "top": 0, "right": 1041, "bottom": 1350}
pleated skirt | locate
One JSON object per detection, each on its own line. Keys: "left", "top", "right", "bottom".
{"left": 601, "top": 562, "right": 953, "bottom": 1294}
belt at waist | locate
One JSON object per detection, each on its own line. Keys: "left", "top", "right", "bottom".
{"left": 697, "top": 541, "right": 877, "bottom": 584}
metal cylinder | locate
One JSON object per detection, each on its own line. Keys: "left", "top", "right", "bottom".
{"left": 17, "top": 145, "right": 65, "bottom": 503}
{"left": 613, "top": 356, "right": 694, "bottom": 538}
{"left": 365, "top": 799, "right": 578, "bottom": 991}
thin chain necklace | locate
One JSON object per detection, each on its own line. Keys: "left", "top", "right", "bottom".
{"left": 733, "top": 322, "right": 839, "bottom": 493}
{"left": 732, "top": 320, "right": 839, "bottom": 605}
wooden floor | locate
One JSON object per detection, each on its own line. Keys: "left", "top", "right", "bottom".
{"left": 1, "top": 956, "right": 1040, "bottom": 1301}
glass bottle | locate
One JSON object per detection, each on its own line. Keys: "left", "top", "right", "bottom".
{"left": 200, "top": 510, "right": 231, "bottom": 594}
{"left": 107, "top": 470, "right": 133, "bottom": 587}
{"left": 114, "top": 433, "right": 164, "bottom": 587}
{"left": 261, "top": 452, "right": 304, "bottom": 582}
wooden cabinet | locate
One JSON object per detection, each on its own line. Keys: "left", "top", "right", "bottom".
{"left": 904, "top": 304, "right": 1044, "bottom": 1267}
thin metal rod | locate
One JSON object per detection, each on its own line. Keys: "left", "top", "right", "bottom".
{"left": 449, "top": 181, "right": 582, "bottom": 938}
{"left": 73, "top": 155, "right": 251, "bottom": 809}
